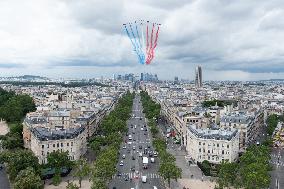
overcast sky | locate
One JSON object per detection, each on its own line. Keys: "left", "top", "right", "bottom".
{"left": 0, "top": 0, "right": 284, "bottom": 81}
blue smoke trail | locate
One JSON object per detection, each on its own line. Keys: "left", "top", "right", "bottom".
{"left": 129, "top": 24, "right": 143, "bottom": 64}
{"left": 124, "top": 25, "right": 142, "bottom": 64}
{"left": 135, "top": 22, "right": 145, "bottom": 64}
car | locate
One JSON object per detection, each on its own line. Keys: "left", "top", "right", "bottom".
{"left": 127, "top": 149, "right": 131, "bottom": 153}
{"left": 144, "top": 125, "right": 146, "bottom": 127}
{"left": 147, "top": 145, "right": 151, "bottom": 148}
{"left": 141, "top": 128, "right": 144, "bottom": 131}
{"left": 153, "top": 151, "right": 158, "bottom": 157}
{"left": 134, "top": 125, "right": 137, "bottom": 129}
{"left": 149, "top": 153, "right": 153, "bottom": 157}
{"left": 140, "top": 118, "right": 142, "bottom": 120}
{"left": 131, "top": 166, "right": 135, "bottom": 171}
{"left": 133, "top": 138, "right": 136, "bottom": 141}
{"left": 123, "top": 146, "right": 126, "bottom": 149}
{"left": 139, "top": 152, "right": 143, "bottom": 157}
{"left": 145, "top": 128, "right": 148, "bottom": 131}
{"left": 117, "top": 171, "right": 122, "bottom": 176}
{"left": 133, "top": 146, "right": 136, "bottom": 150}
{"left": 139, "top": 145, "right": 142, "bottom": 149}
{"left": 132, "top": 156, "right": 135, "bottom": 160}
{"left": 142, "top": 175, "right": 147, "bottom": 183}
{"left": 122, "top": 154, "right": 126, "bottom": 159}
{"left": 119, "top": 161, "right": 124, "bottom": 166}
{"left": 144, "top": 132, "right": 147, "bottom": 135}
{"left": 132, "top": 131, "right": 135, "bottom": 134}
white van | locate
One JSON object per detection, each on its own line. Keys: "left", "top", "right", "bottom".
{"left": 142, "top": 176, "right": 147, "bottom": 183}
{"left": 153, "top": 186, "right": 158, "bottom": 189}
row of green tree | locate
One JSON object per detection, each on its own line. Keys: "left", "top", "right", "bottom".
{"left": 217, "top": 145, "right": 271, "bottom": 189}
{"left": 266, "top": 114, "right": 284, "bottom": 136}
{"left": 140, "top": 91, "right": 161, "bottom": 119}
{"left": 140, "top": 91, "right": 182, "bottom": 187}
{"left": 88, "top": 91, "right": 135, "bottom": 189}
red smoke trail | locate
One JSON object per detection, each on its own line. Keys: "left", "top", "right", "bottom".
{"left": 146, "top": 23, "right": 155, "bottom": 64}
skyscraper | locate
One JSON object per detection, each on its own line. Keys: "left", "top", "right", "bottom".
{"left": 195, "top": 65, "right": 202, "bottom": 88}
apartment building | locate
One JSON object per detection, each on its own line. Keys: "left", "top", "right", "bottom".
{"left": 186, "top": 124, "right": 239, "bottom": 164}
{"left": 30, "top": 125, "right": 87, "bottom": 164}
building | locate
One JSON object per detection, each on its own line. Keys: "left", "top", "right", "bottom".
{"left": 219, "top": 112, "right": 262, "bottom": 150}
{"left": 174, "top": 77, "right": 179, "bottom": 84}
{"left": 30, "top": 126, "right": 87, "bottom": 164}
{"left": 195, "top": 65, "right": 202, "bottom": 88}
{"left": 186, "top": 124, "right": 239, "bottom": 164}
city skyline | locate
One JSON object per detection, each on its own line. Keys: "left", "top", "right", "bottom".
{"left": 1, "top": 1, "right": 284, "bottom": 81}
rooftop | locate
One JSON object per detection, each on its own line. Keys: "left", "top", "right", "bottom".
{"left": 31, "top": 126, "right": 85, "bottom": 141}
{"left": 188, "top": 124, "right": 238, "bottom": 141}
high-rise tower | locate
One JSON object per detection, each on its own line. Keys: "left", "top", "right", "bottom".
{"left": 195, "top": 65, "right": 202, "bottom": 88}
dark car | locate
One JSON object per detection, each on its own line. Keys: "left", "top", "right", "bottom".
{"left": 139, "top": 145, "right": 142, "bottom": 149}
{"left": 117, "top": 171, "right": 122, "bottom": 176}
{"left": 132, "top": 156, "right": 135, "bottom": 160}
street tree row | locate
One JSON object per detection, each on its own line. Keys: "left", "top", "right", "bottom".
{"left": 140, "top": 91, "right": 182, "bottom": 188}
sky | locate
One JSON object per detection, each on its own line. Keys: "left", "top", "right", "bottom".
{"left": 0, "top": 0, "right": 284, "bottom": 81}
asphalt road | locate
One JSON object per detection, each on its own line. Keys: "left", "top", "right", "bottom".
{"left": 109, "top": 94, "right": 165, "bottom": 189}
{"left": 0, "top": 165, "right": 10, "bottom": 189}
{"left": 270, "top": 148, "right": 284, "bottom": 189}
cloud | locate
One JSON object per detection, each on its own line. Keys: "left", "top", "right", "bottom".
{"left": 0, "top": 0, "right": 284, "bottom": 80}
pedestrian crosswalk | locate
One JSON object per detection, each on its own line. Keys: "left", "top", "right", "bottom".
{"left": 269, "top": 160, "right": 284, "bottom": 167}
{"left": 112, "top": 172, "right": 161, "bottom": 179}
{"left": 271, "top": 154, "right": 282, "bottom": 159}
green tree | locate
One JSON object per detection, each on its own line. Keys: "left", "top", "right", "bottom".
{"left": 91, "top": 178, "right": 107, "bottom": 189}
{"left": 66, "top": 182, "right": 79, "bottom": 189}
{"left": 73, "top": 158, "right": 91, "bottom": 188}
{"left": 47, "top": 150, "right": 72, "bottom": 185}
{"left": 159, "top": 162, "right": 182, "bottom": 188}
{"left": 14, "top": 167, "right": 43, "bottom": 189}
{"left": 0, "top": 150, "right": 40, "bottom": 181}
{"left": 217, "top": 161, "right": 239, "bottom": 189}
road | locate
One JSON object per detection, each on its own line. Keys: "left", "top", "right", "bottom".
{"left": 109, "top": 94, "right": 165, "bottom": 189}
{"left": 270, "top": 148, "right": 284, "bottom": 189}
{"left": 0, "top": 165, "right": 10, "bottom": 189}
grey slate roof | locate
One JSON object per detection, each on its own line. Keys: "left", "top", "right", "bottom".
{"left": 31, "top": 126, "right": 85, "bottom": 141}
{"left": 188, "top": 124, "right": 238, "bottom": 141}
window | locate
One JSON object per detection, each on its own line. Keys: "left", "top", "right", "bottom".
{"left": 208, "top": 150, "right": 210, "bottom": 153}
{"left": 42, "top": 145, "right": 44, "bottom": 149}
{"left": 227, "top": 145, "right": 229, "bottom": 148}
{"left": 47, "top": 144, "right": 49, "bottom": 148}
{"left": 199, "top": 142, "right": 201, "bottom": 145}
{"left": 71, "top": 142, "right": 73, "bottom": 146}
{"left": 61, "top": 143, "right": 63, "bottom": 147}
{"left": 217, "top": 144, "right": 219, "bottom": 147}
{"left": 222, "top": 150, "right": 224, "bottom": 155}
{"left": 67, "top": 143, "right": 69, "bottom": 147}
{"left": 203, "top": 143, "right": 205, "bottom": 146}
{"left": 57, "top": 143, "right": 59, "bottom": 148}
{"left": 199, "top": 148, "right": 201, "bottom": 152}
{"left": 53, "top": 144, "right": 55, "bottom": 148}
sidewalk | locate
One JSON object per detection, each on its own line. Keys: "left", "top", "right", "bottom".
{"left": 158, "top": 119, "right": 217, "bottom": 189}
